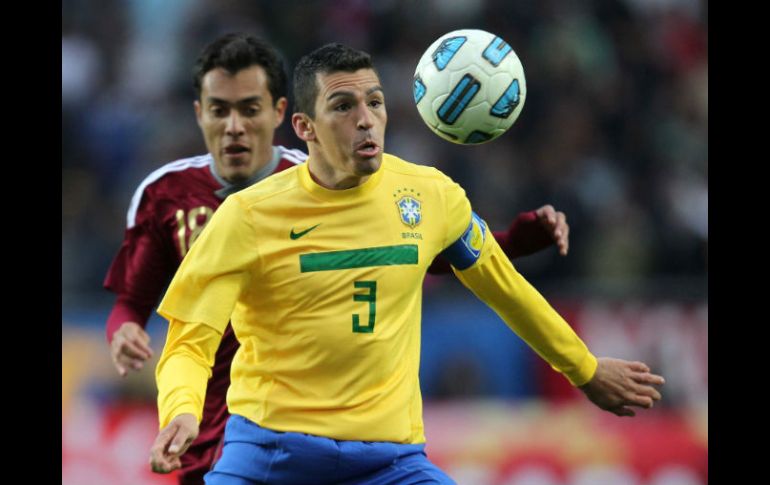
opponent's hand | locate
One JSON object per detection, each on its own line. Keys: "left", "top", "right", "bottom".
{"left": 149, "top": 414, "right": 199, "bottom": 474}
{"left": 534, "top": 205, "right": 569, "bottom": 256}
{"left": 110, "top": 321, "right": 153, "bottom": 376}
{"left": 579, "top": 358, "right": 665, "bottom": 417}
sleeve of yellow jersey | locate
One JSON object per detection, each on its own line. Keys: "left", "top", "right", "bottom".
{"left": 154, "top": 194, "right": 261, "bottom": 428}
{"left": 158, "top": 194, "right": 261, "bottom": 329}
{"left": 155, "top": 319, "right": 222, "bottom": 428}
{"left": 442, "top": 180, "right": 597, "bottom": 387}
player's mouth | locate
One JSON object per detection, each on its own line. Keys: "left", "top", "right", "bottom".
{"left": 354, "top": 140, "right": 380, "bottom": 158}
{"left": 224, "top": 144, "right": 250, "bottom": 161}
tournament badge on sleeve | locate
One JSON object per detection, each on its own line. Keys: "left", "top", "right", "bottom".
{"left": 463, "top": 212, "right": 486, "bottom": 258}
{"left": 441, "top": 211, "right": 487, "bottom": 270}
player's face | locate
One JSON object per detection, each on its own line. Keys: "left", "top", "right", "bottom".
{"left": 195, "top": 66, "right": 287, "bottom": 184}
{"left": 307, "top": 68, "right": 387, "bottom": 187}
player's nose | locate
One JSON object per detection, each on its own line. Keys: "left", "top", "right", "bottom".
{"left": 226, "top": 112, "right": 245, "bottom": 136}
{"left": 356, "top": 104, "right": 375, "bottom": 130}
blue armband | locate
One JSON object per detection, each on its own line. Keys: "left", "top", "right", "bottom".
{"left": 440, "top": 211, "right": 487, "bottom": 270}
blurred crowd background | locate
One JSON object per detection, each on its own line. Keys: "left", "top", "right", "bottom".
{"left": 62, "top": 1, "right": 707, "bottom": 484}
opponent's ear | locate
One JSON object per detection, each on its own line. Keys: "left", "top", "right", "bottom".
{"left": 273, "top": 97, "right": 289, "bottom": 128}
{"left": 194, "top": 100, "right": 203, "bottom": 127}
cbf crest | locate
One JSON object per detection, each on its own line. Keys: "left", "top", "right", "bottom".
{"left": 394, "top": 188, "right": 422, "bottom": 229}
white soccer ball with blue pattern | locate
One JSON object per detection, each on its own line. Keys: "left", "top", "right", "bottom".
{"left": 413, "top": 29, "right": 526, "bottom": 145}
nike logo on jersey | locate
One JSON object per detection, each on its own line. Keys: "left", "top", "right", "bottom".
{"left": 290, "top": 223, "right": 321, "bottom": 240}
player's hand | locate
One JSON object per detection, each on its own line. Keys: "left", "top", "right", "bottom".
{"left": 534, "top": 205, "right": 569, "bottom": 256}
{"left": 579, "top": 358, "right": 665, "bottom": 417}
{"left": 150, "top": 414, "right": 199, "bottom": 474}
{"left": 110, "top": 321, "right": 153, "bottom": 377}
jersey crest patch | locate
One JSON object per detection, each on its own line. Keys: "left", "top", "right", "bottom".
{"left": 396, "top": 195, "right": 422, "bottom": 229}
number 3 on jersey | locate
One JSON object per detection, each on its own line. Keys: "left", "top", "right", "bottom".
{"left": 352, "top": 281, "right": 377, "bottom": 333}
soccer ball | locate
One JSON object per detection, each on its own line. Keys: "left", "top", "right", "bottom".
{"left": 413, "top": 29, "right": 526, "bottom": 145}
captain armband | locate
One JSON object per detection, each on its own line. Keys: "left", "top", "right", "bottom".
{"left": 440, "top": 211, "right": 488, "bottom": 270}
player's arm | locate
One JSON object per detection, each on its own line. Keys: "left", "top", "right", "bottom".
{"left": 427, "top": 204, "right": 569, "bottom": 275}
{"left": 495, "top": 204, "right": 569, "bottom": 258}
{"left": 107, "top": 307, "right": 154, "bottom": 377}
{"left": 149, "top": 194, "right": 259, "bottom": 472}
{"left": 445, "top": 211, "right": 663, "bottom": 415}
{"left": 104, "top": 192, "right": 178, "bottom": 377}
{"left": 150, "top": 319, "right": 221, "bottom": 474}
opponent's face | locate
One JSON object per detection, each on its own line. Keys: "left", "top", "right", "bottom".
{"left": 295, "top": 68, "right": 386, "bottom": 188}
{"left": 195, "top": 66, "right": 287, "bottom": 184}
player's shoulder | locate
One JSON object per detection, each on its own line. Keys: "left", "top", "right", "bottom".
{"left": 382, "top": 153, "right": 457, "bottom": 186}
{"left": 235, "top": 160, "right": 303, "bottom": 207}
{"left": 136, "top": 154, "right": 213, "bottom": 193}
{"left": 127, "top": 154, "right": 213, "bottom": 227}
{"left": 275, "top": 145, "right": 308, "bottom": 166}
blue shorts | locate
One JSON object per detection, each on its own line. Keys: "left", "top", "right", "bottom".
{"left": 204, "top": 414, "right": 455, "bottom": 485}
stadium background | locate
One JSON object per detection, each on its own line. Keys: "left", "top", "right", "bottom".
{"left": 62, "top": 0, "right": 707, "bottom": 484}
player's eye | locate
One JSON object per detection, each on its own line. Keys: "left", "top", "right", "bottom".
{"left": 369, "top": 99, "right": 384, "bottom": 109}
{"left": 210, "top": 106, "right": 227, "bottom": 117}
{"left": 334, "top": 103, "right": 351, "bottom": 112}
{"left": 243, "top": 106, "right": 260, "bottom": 116}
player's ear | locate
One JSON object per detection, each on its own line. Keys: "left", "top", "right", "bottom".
{"left": 273, "top": 97, "right": 289, "bottom": 128}
{"left": 194, "top": 100, "right": 203, "bottom": 127}
{"left": 292, "top": 113, "right": 315, "bottom": 142}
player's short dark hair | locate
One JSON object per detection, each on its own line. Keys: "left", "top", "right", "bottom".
{"left": 293, "top": 43, "right": 376, "bottom": 118}
{"left": 193, "top": 33, "right": 288, "bottom": 106}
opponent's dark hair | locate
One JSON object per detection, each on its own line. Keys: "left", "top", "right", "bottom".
{"left": 193, "top": 33, "right": 288, "bottom": 105}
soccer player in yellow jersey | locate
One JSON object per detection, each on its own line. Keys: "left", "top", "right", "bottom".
{"left": 149, "top": 43, "right": 665, "bottom": 484}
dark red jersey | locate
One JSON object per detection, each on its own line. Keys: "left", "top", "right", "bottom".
{"left": 104, "top": 147, "right": 307, "bottom": 485}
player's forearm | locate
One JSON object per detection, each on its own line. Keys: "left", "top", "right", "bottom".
{"left": 105, "top": 294, "right": 155, "bottom": 343}
{"left": 501, "top": 210, "right": 552, "bottom": 259}
{"left": 156, "top": 319, "right": 222, "bottom": 428}
{"left": 454, "top": 238, "right": 597, "bottom": 386}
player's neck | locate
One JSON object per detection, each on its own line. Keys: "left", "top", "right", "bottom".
{"left": 210, "top": 147, "right": 280, "bottom": 197}
{"left": 306, "top": 156, "right": 371, "bottom": 190}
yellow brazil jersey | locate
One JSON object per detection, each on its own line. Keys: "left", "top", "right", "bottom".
{"left": 158, "top": 153, "right": 473, "bottom": 444}
{"left": 156, "top": 153, "right": 597, "bottom": 444}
